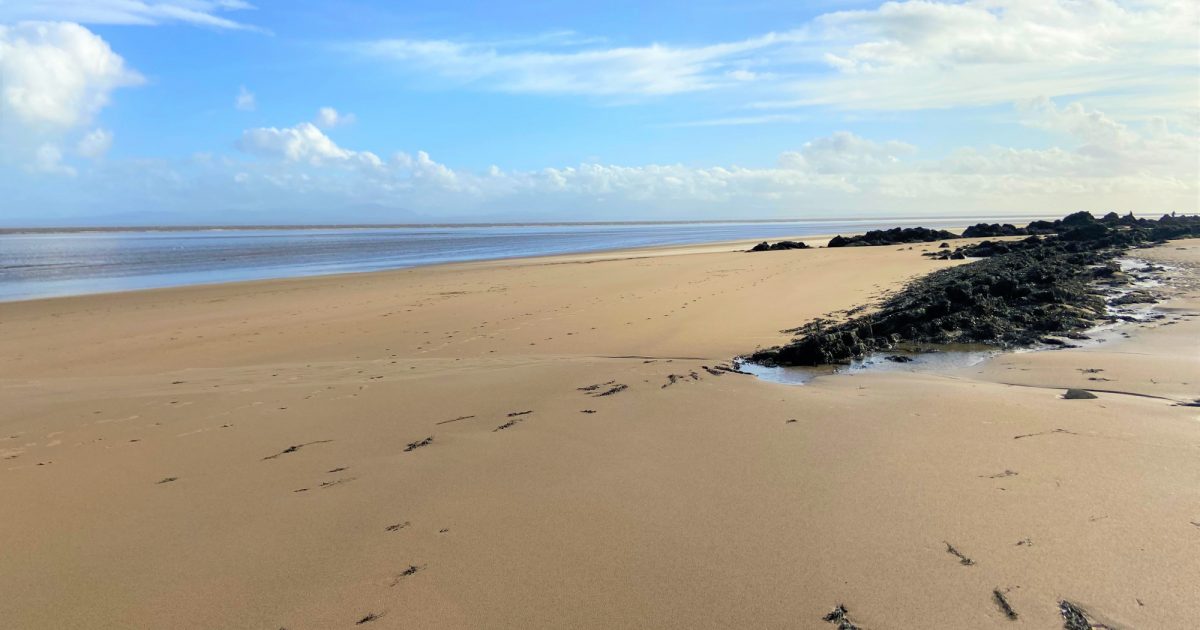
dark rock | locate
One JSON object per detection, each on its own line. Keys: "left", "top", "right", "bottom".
{"left": 1059, "top": 600, "right": 1101, "bottom": 630}
{"left": 1110, "top": 291, "right": 1156, "bottom": 305}
{"left": 750, "top": 240, "right": 810, "bottom": 252}
{"left": 963, "top": 223, "right": 1027, "bottom": 238}
{"left": 1064, "top": 389, "right": 1098, "bottom": 400}
{"left": 822, "top": 604, "right": 862, "bottom": 630}
{"left": 827, "top": 226, "right": 959, "bottom": 248}
{"left": 885, "top": 355, "right": 914, "bottom": 363}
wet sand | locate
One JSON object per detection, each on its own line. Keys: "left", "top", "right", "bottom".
{"left": 2, "top": 237, "right": 1198, "bottom": 629}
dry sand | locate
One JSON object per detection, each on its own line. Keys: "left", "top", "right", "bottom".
{"left": 2, "top": 238, "right": 1198, "bottom": 629}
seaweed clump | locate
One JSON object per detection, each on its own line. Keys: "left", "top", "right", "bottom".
{"left": 749, "top": 212, "right": 1200, "bottom": 367}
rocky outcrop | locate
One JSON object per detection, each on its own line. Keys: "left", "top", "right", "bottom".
{"left": 827, "top": 226, "right": 959, "bottom": 247}
{"left": 749, "top": 212, "right": 1200, "bottom": 367}
{"left": 961, "top": 223, "right": 1028, "bottom": 238}
{"left": 749, "top": 240, "right": 811, "bottom": 252}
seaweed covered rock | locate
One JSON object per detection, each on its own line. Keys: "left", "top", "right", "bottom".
{"left": 962, "top": 223, "right": 1027, "bottom": 238}
{"left": 749, "top": 240, "right": 811, "bottom": 252}
{"left": 827, "top": 226, "right": 959, "bottom": 247}
{"left": 750, "top": 213, "right": 1200, "bottom": 367}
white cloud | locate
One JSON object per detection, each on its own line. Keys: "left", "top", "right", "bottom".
{"left": 235, "top": 85, "right": 256, "bottom": 111}
{"left": 315, "top": 106, "right": 355, "bottom": 128}
{"left": 1012, "top": 97, "right": 1197, "bottom": 178}
{"left": 237, "top": 122, "right": 382, "bottom": 168}
{"left": 33, "top": 143, "right": 75, "bottom": 175}
{"left": 0, "top": 1, "right": 261, "bottom": 31}
{"left": 757, "top": 0, "right": 1199, "bottom": 113}
{"left": 76, "top": 127, "right": 114, "bottom": 158}
{"left": 19, "top": 111, "right": 1196, "bottom": 222}
{"left": 216, "top": 101, "right": 1195, "bottom": 220}
{"left": 354, "top": 31, "right": 794, "bottom": 97}
{"left": 666, "top": 113, "right": 811, "bottom": 128}
{"left": 0, "top": 21, "right": 143, "bottom": 129}
{"left": 779, "top": 131, "right": 916, "bottom": 173}
{"left": 0, "top": 22, "right": 140, "bottom": 175}
{"left": 350, "top": 1, "right": 1196, "bottom": 118}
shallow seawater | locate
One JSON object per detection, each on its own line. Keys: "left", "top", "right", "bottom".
{"left": 740, "top": 344, "right": 999, "bottom": 385}
{"left": 0, "top": 217, "right": 1013, "bottom": 302}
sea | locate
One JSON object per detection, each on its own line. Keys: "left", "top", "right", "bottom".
{"left": 0, "top": 218, "right": 1032, "bottom": 302}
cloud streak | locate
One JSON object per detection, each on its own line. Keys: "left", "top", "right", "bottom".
{"left": 352, "top": 0, "right": 1198, "bottom": 119}
{"left": 354, "top": 31, "right": 794, "bottom": 97}
{"left": 0, "top": 1, "right": 263, "bottom": 31}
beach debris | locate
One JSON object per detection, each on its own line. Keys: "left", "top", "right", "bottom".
{"left": 944, "top": 542, "right": 975, "bottom": 566}
{"left": 593, "top": 384, "right": 628, "bottom": 397}
{"left": 319, "top": 477, "right": 355, "bottom": 488}
{"left": 156, "top": 476, "right": 178, "bottom": 484}
{"left": 1059, "top": 600, "right": 1114, "bottom": 629}
{"left": 662, "top": 375, "right": 681, "bottom": 388}
{"left": 577, "top": 381, "right": 615, "bottom": 392}
{"left": 355, "top": 612, "right": 382, "bottom": 625}
{"left": 580, "top": 409, "right": 596, "bottom": 414}
{"left": 711, "top": 363, "right": 751, "bottom": 375}
{"left": 262, "top": 439, "right": 333, "bottom": 460}
{"left": 1013, "top": 428, "right": 1077, "bottom": 440}
{"left": 702, "top": 365, "right": 724, "bottom": 376}
{"left": 993, "top": 589, "right": 1018, "bottom": 620}
{"left": 404, "top": 436, "right": 433, "bottom": 452}
{"left": 435, "top": 415, "right": 476, "bottom": 425}
{"left": 385, "top": 522, "right": 410, "bottom": 532}
{"left": 507, "top": 410, "right": 534, "bottom": 417}
{"left": 493, "top": 418, "right": 523, "bottom": 431}
{"left": 1064, "top": 389, "right": 1098, "bottom": 400}
{"left": 327, "top": 466, "right": 348, "bottom": 473}
{"left": 1016, "top": 538, "right": 1034, "bottom": 546}
{"left": 785, "top": 419, "right": 797, "bottom": 424}
{"left": 389, "top": 564, "right": 426, "bottom": 586}
{"left": 822, "top": 604, "right": 863, "bottom": 630}
{"left": 884, "top": 355, "right": 913, "bottom": 363}
{"left": 979, "top": 469, "right": 1018, "bottom": 479}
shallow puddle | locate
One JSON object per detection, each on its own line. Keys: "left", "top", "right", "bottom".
{"left": 740, "top": 345, "right": 998, "bottom": 385}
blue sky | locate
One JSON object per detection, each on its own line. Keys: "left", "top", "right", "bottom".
{"left": 0, "top": 0, "right": 1196, "bottom": 225}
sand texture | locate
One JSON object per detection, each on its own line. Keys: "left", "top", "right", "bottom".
{"left": 2, "top": 238, "right": 1198, "bottom": 629}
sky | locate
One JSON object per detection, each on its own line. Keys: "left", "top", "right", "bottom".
{"left": 0, "top": 0, "right": 1196, "bottom": 226}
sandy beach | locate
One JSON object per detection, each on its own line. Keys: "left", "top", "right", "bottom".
{"left": 2, "top": 237, "right": 1198, "bottom": 629}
